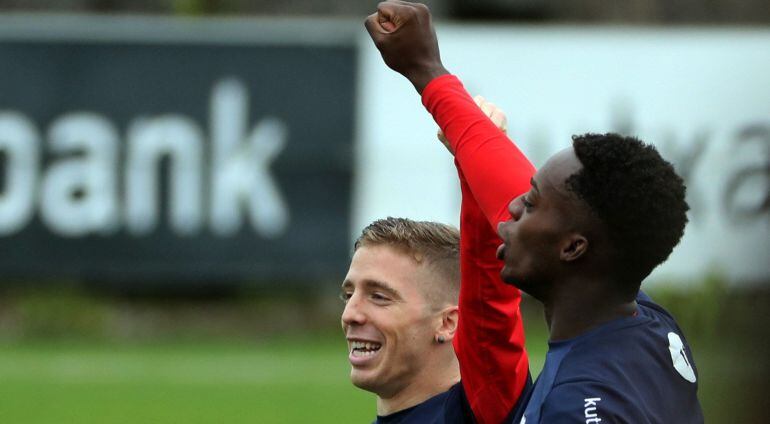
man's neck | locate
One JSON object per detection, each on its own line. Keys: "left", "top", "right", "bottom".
{"left": 375, "top": 357, "right": 460, "bottom": 416}
{"left": 544, "top": 277, "right": 637, "bottom": 342}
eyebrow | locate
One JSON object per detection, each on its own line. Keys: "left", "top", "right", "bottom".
{"left": 341, "top": 279, "right": 403, "bottom": 300}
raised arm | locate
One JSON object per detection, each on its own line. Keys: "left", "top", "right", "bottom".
{"left": 366, "top": 4, "right": 535, "bottom": 421}
{"left": 439, "top": 97, "right": 530, "bottom": 422}
{"left": 365, "top": 0, "right": 534, "bottom": 225}
{"left": 439, "top": 97, "right": 529, "bottom": 422}
{"left": 450, "top": 96, "right": 529, "bottom": 423}
{"left": 424, "top": 76, "right": 534, "bottom": 224}
{"left": 455, "top": 163, "right": 531, "bottom": 424}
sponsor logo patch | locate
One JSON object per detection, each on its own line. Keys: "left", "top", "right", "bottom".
{"left": 668, "top": 332, "right": 697, "bottom": 383}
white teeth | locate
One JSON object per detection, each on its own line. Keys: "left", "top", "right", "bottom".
{"left": 349, "top": 341, "right": 382, "bottom": 355}
{"left": 351, "top": 349, "right": 378, "bottom": 357}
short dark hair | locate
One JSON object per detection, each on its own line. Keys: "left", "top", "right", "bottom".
{"left": 354, "top": 217, "right": 460, "bottom": 306}
{"left": 566, "top": 133, "right": 689, "bottom": 295}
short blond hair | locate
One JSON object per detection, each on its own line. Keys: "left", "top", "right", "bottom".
{"left": 354, "top": 217, "right": 460, "bottom": 307}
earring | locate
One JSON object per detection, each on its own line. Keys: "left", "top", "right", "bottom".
{"left": 436, "top": 335, "right": 445, "bottom": 344}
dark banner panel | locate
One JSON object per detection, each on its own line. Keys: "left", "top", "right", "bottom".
{"left": 0, "top": 23, "right": 356, "bottom": 285}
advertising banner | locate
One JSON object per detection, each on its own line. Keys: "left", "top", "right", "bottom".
{"left": 0, "top": 17, "right": 358, "bottom": 284}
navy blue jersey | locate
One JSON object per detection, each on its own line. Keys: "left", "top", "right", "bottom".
{"left": 374, "top": 379, "right": 532, "bottom": 424}
{"left": 513, "top": 291, "right": 703, "bottom": 424}
{"left": 373, "top": 383, "right": 472, "bottom": 424}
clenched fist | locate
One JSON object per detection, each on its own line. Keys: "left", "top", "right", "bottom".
{"left": 364, "top": 1, "right": 449, "bottom": 93}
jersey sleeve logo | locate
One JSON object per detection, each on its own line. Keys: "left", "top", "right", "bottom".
{"left": 667, "top": 332, "right": 696, "bottom": 383}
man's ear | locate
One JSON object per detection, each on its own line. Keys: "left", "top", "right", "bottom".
{"left": 560, "top": 234, "right": 588, "bottom": 262}
{"left": 435, "top": 305, "right": 459, "bottom": 343}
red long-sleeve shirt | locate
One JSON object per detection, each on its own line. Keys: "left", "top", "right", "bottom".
{"left": 422, "top": 74, "right": 535, "bottom": 424}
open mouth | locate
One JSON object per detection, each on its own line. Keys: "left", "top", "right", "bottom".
{"left": 350, "top": 340, "right": 382, "bottom": 358}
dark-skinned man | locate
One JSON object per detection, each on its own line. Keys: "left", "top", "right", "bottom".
{"left": 365, "top": 1, "right": 704, "bottom": 423}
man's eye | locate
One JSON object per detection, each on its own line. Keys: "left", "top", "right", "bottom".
{"left": 339, "top": 292, "right": 352, "bottom": 303}
{"left": 371, "top": 292, "right": 391, "bottom": 302}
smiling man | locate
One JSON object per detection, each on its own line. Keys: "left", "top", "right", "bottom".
{"left": 341, "top": 218, "right": 463, "bottom": 419}
{"left": 342, "top": 215, "right": 529, "bottom": 423}
{"left": 365, "top": 1, "right": 703, "bottom": 423}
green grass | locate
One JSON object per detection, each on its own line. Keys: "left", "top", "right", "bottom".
{"left": 0, "top": 339, "right": 374, "bottom": 424}
{"left": 0, "top": 330, "right": 763, "bottom": 423}
{"left": 0, "top": 312, "right": 548, "bottom": 424}
{"left": 0, "top": 285, "right": 765, "bottom": 423}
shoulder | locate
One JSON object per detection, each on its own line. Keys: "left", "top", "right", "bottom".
{"left": 545, "top": 314, "right": 703, "bottom": 423}
{"left": 636, "top": 290, "right": 678, "bottom": 325}
{"left": 562, "top": 294, "right": 697, "bottom": 377}
{"left": 556, "top": 315, "right": 696, "bottom": 388}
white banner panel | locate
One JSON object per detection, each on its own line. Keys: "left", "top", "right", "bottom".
{"left": 355, "top": 26, "right": 770, "bottom": 287}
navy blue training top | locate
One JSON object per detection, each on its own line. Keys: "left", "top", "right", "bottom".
{"left": 374, "top": 378, "right": 532, "bottom": 424}
{"left": 513, "top": 291, "right": 703, "bottom": 424}
{"left": 373, "top": 383, "right": 472, "bottom": 424}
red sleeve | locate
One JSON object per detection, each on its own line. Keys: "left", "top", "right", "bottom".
{"left": 422, "top": 74, "right": 535, "bottom": 224}
{"left": 453, "top": 166, "right": 530, "bottom": 424}
{"left": 422, "top": 74, "right": 535, "bottom": 423}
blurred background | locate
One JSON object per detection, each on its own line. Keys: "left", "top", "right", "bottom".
{"left": 0, "top": 0, "right": 768, "bottom": 423}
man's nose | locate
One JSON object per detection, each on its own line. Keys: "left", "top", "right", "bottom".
{"left": 509, "top": 195, "right": 524, "bottom": 221}
{"left": 341, "top": 295, "right": 365, "bottom": 327}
